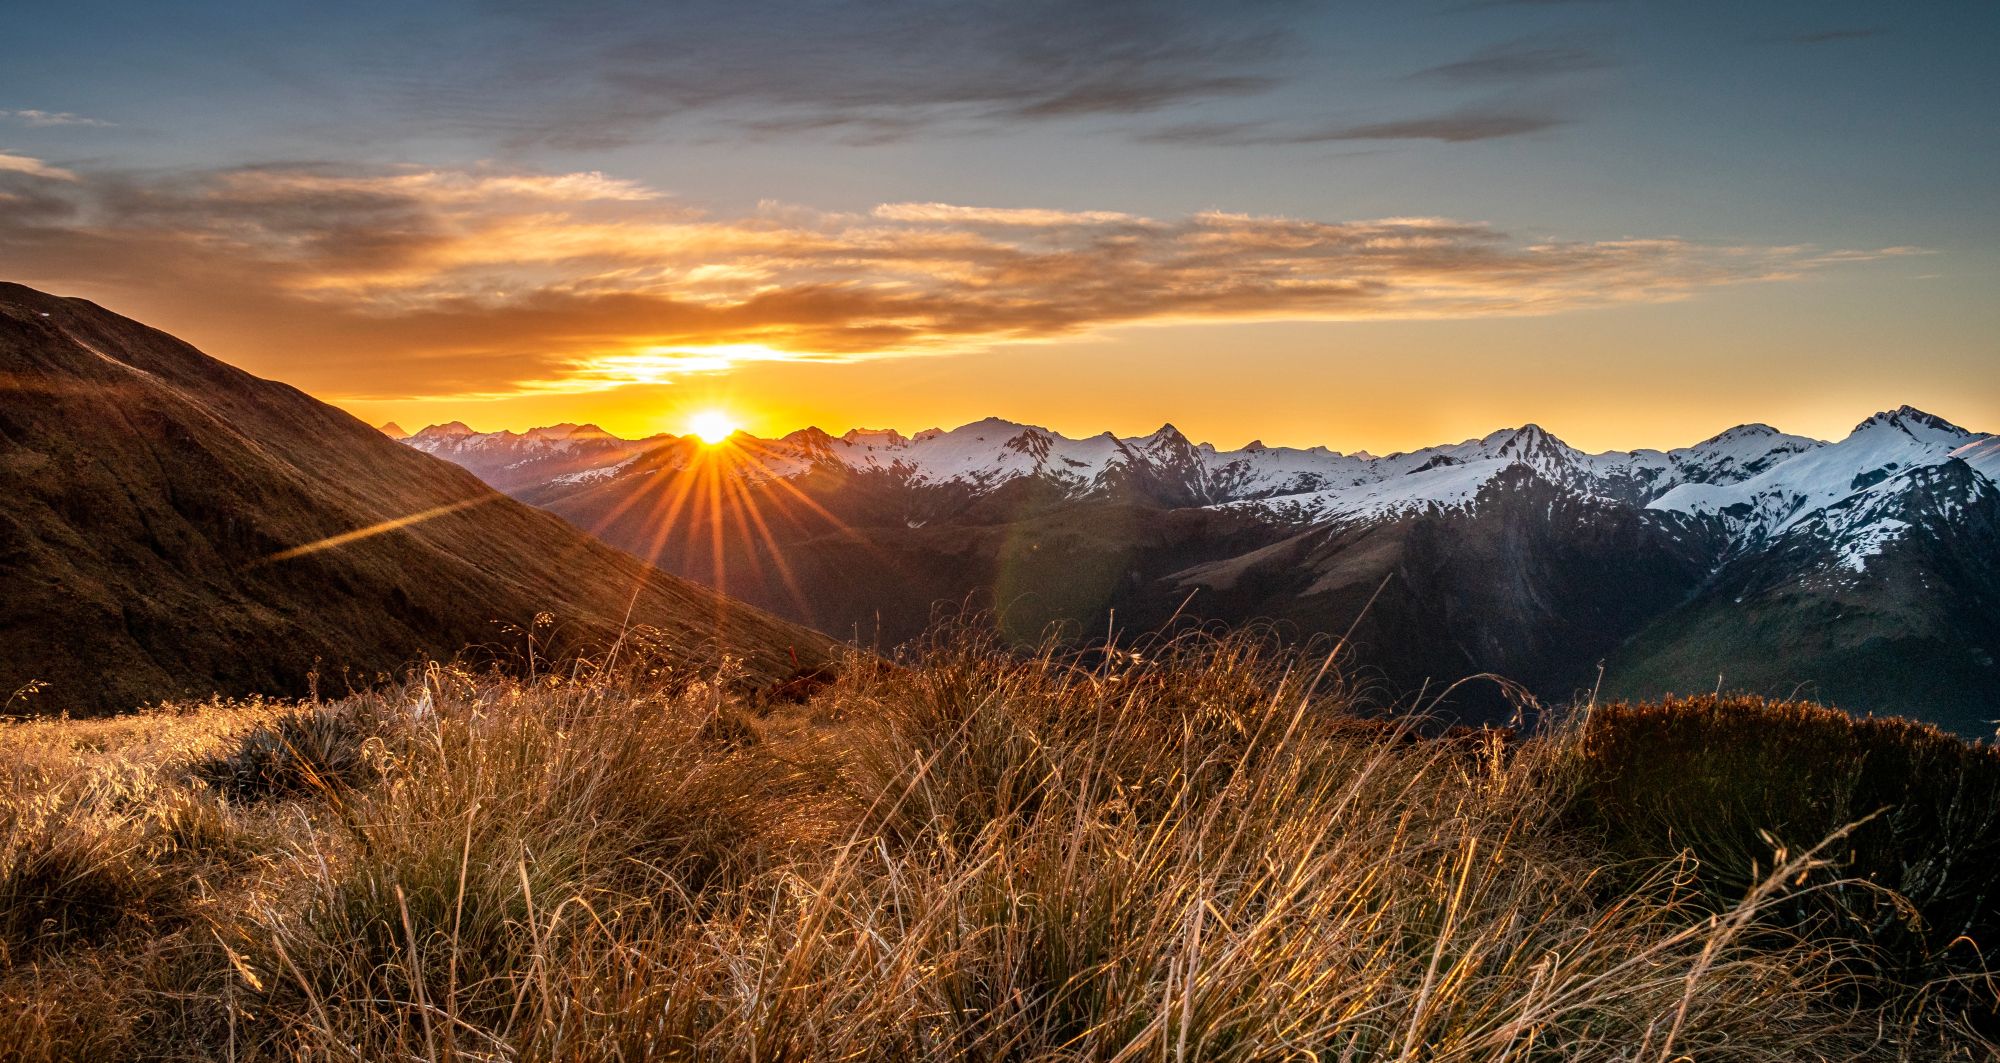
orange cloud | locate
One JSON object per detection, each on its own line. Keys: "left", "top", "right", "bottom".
{"left": 0, "top": 162, "right": 1917, "bottom": 402}
{"left": 871, "top": 202, "right": 1145, "bottom": 226}
{"left": 0, "top": 151, "right": 76, "bottom": 181}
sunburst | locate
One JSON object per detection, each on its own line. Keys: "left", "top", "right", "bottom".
{"left": 687, "top": 410, "right": 739, "bottom": 445}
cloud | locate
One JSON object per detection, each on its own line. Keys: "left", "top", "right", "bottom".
{"left": 213, "top": 167, "right": 663, "bottom": 205}
{"left": 1141, "top": 107, "right": 1566, "bottom": 145}
{"left": 1311, "top": 109, "right": 1567, "bottom": 143}
{"left": 1140, "top": 33, "right": 1607, "bottom": 150}
{"left": 0, "top": 152, "right": 76, "bottom": 181}
{"left": 872, "top": 203, "right": 1143, "bottom": 227}
{"left": 373, "top": 0, "right": 1300, "bottom": 147}
{"left": 1769, "top": 28, "right": 1890, "bottom": 46}
{"left": 0, "top": 161, "right": 1905, "bottom": 401}
{"left": 1410, "top": 37, "right": 1613, "bottom": 85}
{"left": 1, "top": 109, "right": 112, "bottom": 128}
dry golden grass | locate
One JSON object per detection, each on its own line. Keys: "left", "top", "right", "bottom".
{"left": 0, "top": 634, "right": 1992, "bottom": 1061}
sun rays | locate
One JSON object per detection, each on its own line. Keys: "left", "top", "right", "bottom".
{"left": 579, "top": 431, "right": 902, "bottom": 631}
{"left": 259, "top": 496, "right": 501, "bottom": 563}
{"left": 256, "top": 422, "right": 884, "bottom": 639}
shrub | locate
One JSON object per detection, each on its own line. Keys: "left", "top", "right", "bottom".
{"left": 1571, "top": 695, "right": 2000, "bottom": 997}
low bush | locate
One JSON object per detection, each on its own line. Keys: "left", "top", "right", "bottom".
{"left": 1571, "top": 695, "right": 2000, "bottom": 1005}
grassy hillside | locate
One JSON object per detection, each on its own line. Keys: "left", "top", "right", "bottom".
{"left": 0, "top": 282, "right": 832, "bottom": 715}
{"left": 1, "top": 631, "right": 1994, "bottom": 1060}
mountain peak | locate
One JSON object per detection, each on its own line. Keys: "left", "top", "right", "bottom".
{"left": 782, "top": 426, "right": 836, "bottom": 447}
{"left": 1485, "top": 423, "right": 1573, "bottom": 461}
{"left": 417, "top": 421, "right": 476, "bottom": 438}
{"left": 1004, "top": 426, "right": 1056, "bottom": 460}
{"left": 842, "top": 427, "right": 907, "bottom": 447}
{"left": 377, "top": 421, "right": 409, "bottom": 439}
{"left": 1698, "top": 423, "right": 1781, "bottom": 445}
{"left": 522, "top": 422, "right": 614, "bottom": 442}
{"left": 1853, "top": 405, "right": 1972, "bottom": 442}
{"left": 955, "top": 416, "right": 1030, "bottom": 438}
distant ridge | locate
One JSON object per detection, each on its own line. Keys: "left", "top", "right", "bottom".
{"left": 0, "top": 282, "right": 832, "bottom": 715}
{"left": 407, "top": 407, "right": 1999, "bottom": 734}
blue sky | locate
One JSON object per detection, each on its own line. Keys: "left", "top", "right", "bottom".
{"left": 4, "top": 0, "right": 1995, "bottom": 449}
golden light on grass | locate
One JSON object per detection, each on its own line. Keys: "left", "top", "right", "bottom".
{"left": 687, "top": 409, "right": 740, "bottom": 445}
{"left": 3, "top": 638, "right": 1985, "bottom": 1058}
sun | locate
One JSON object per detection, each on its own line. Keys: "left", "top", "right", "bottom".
{"left": 686, "top": 410, "right": 739, "bottom": 445}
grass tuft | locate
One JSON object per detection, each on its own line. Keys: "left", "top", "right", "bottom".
{"left": 0, "top": 803, "right": 165, "bottom": 958}
{"left": 189, "top": 700, "right": 390, "bottom": 801}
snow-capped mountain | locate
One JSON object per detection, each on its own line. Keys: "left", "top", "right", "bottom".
{"left": 1958, "top": 435, "right": 2000, "bottom": 481}
{"left": 403, "top": 408, "right": 1990, "bottom": 575}
{"left": 405, "top": 421, "right": 662, "bottom": 493}
{"left": 400, "top": 407, "right": 1999, "bottom": 733}
{"left": 1616, "top": 411, "right": 1999, "bottom": 734}
{"left": 412, "top": 415, "right": 1824, "bottom": 522}
{"left": 1650, "top": 406, "right": 1985, "bottom": 565}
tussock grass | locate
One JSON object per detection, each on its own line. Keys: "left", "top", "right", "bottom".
{"left": 0, "top": 635, "right": 1992, "bottom": 1060}
{"left": 190, "top": 700, "right": 391, "bottom": 802}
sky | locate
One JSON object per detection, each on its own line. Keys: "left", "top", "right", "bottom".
{"left": 3, "top": 0, "right": 1996, "bottom": 453}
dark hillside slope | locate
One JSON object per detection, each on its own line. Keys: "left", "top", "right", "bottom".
{"left": 1163, "top": 468, "right": 1717, "bottom": 719}
{"left": 0, "top": 283, "right": 832, "bottom": 714}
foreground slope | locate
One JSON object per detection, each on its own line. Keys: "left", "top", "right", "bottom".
{"left": 0, "top": 283, "right": 829, "bottom": 714}
{"left": 1, "top": 637, "right": 1991, "bottom": 1058}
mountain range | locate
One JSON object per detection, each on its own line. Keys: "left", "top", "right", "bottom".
{"left": 404, "top": 406, "right": 2000, "bottom": 734}
{"left": 2, "top": 278, "right": 1986, "bottom": 732}
{"left": 0, "top": 283, "right": 830, "bottom": 715}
